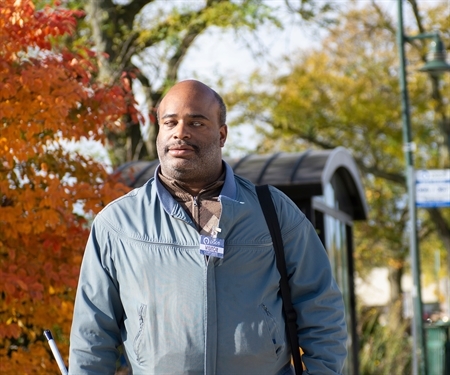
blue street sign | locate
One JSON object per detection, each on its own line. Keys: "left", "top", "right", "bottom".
{"left": 415, "top": 169, "right": 450, "bottom": 208}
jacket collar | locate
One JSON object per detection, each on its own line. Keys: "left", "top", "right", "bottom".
{"left": 154, "top": 161, "right": 237, "bottom": 216}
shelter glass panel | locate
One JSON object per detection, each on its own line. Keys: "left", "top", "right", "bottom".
{"left": 323, "top": 182, "right": 354, "bottom": 374}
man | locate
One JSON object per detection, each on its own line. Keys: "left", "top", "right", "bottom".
{"left": 69, "top": 80, "right": 347, "bottom": 374}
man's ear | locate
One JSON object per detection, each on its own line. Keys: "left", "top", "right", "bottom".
{"left": 219, "top": 125, "right": 228, "bottom": 147}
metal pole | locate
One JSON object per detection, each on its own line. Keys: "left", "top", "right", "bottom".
{"left": 397, "top": 1, "right": 427, "bottom": 374}
{"left": 44, "top": 330, "right": 68, "bottom": 375}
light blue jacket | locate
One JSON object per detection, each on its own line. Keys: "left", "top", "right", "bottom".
{"left": 69, "top": 162, "right": 347, "bottom": 374}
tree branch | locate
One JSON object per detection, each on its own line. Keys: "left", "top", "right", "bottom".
{"left": 166, "top": 23, "right": 205, "bottom": 83}
{"left": 122, "top": 0, "right": 155, "bottom": 26}
{"left": 408, "top": 0, "right": 425, "bottom": 35}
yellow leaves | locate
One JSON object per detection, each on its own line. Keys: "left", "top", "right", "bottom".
{"left": 0, "top": 137, "right": 7, "bottom": 153}
{"left": 72, "top": 254, "right": 82, "bottom": 266}
{"left": 2, "top": 340, "right": 61, "bottom": 374}
{"left": 7, "top": 0, "right": 33, "bottom": 28}
{"left": 21, "top": 188, "right": 37, "bottom": 212}
{"left": 0, "top": 81, "right": 17, "bottom": 99}
{"left": 16, "top": 221, "right": 33, "bottom": 235}
{"left": 387, "top": 258, "right": 404, "bottom": 270}
{"left": 60, "top": 301, "right": 73, "bottom": 317}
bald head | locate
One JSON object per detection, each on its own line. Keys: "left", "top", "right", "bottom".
{"left": 158, "top": 80, "right": 226, "bottom": 126}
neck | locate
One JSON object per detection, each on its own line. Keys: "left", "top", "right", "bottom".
{"left": 159, "top": 168, "right": 225, "bottom": 196}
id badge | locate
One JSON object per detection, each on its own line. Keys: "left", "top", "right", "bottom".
{"left": 199, "top": 235, "right": 225, "bottom": 258}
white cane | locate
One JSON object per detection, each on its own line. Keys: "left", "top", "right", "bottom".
{"left": 44, "top": 330, "right": 68, "bottom": 375}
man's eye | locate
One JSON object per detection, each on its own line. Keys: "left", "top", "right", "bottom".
{"left": 192, "top": 121, "right": 202, "bottom": 127}
{"left": 164, "top": 121, "right": 176, "bottom": 126}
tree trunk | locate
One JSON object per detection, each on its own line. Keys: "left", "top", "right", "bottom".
{"left": 387, "top": 265, "right": 405, "bottom": 329}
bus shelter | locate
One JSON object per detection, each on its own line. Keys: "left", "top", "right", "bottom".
{"left": 116, "top": 146, "right": 368, "bottom": 375}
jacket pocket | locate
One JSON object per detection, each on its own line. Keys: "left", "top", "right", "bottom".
{"left": 133, "top": 303, "right": 147, "bottom": 364}
{"left": 259, "top": 303, "right": 284, "bottom": 358}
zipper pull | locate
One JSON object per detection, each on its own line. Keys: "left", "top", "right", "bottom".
{"left": 193, "top": 196, "right": 198, "bottom": 207}
{"left": 212, "top": 227, "right": 221, "bottom": 239}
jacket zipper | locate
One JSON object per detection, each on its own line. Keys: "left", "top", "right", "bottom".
{"left": 193, "top": 195, "right": 210, "bottom": 264}
{"left": 192, "top": 196, "right": 200, "bottom": 230}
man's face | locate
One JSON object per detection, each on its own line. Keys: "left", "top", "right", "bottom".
{"left": 156, "top": 81, "right": 227, "bottom": 186}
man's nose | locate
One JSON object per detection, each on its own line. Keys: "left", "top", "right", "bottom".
{"left": 173, "top": 121, "right": 190, "bottom": 139}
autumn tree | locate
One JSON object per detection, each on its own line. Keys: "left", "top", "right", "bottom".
{"left": 0, "top": 0, "right": 132, "bottom": 372}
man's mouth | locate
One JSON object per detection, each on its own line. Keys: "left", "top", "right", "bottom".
{"left": 166, "top": 143, "right": 199, "bottom": 156}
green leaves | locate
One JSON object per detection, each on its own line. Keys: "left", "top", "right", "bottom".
{"left": 225, "top": 1, "right": 449, "bottom": 301}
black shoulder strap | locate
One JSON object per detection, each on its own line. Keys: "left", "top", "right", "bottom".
{"left": 256, "top": 185, "right": 303, "bottom": 375}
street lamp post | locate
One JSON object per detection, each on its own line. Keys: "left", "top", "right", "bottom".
{"left": 397, "top": 1, "right": 450, "bottom": 375}
{"left": 397, "top": 3, "right": 426, "bottom": 371}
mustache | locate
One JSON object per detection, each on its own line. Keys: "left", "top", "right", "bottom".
{"left": 164, "top": 141, "right": 200, "bottom": 153}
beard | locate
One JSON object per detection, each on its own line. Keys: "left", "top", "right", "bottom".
{"left": 157, "top": 137, "right": 223, "bottom": 184}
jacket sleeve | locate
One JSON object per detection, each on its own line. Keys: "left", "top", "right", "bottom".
{"left": 273, "top": 188, "right": 348, "bottom": 374}
{"left": 68, "top": 219, "right": 124, "bottom": 375}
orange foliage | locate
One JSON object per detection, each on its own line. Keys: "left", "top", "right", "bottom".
{"left": 0, "top": 0, "right": 132, "bottom": 373}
